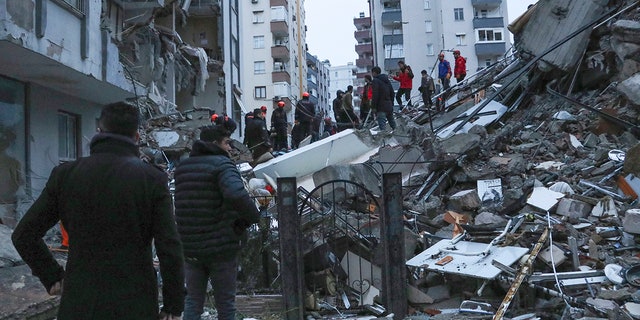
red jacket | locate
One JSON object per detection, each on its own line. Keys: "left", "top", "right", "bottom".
{"left": 392, "top": 69, "right": 413, "bottom": 89}
{"left": 454, "top": 56, "right": 467, "bottom": 78}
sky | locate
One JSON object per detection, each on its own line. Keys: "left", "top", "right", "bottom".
{"left": 304, "top": 0, "right": 538, "bottom": 66}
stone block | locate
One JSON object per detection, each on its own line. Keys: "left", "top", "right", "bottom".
{"left": 448, "top": 189, "right": 481, "bottom": 211}
{"left": 556, "top": 198, "right": 592, "bottom": 219}
{"left": 623, "top": 208, "right": 640, "bottom": 234}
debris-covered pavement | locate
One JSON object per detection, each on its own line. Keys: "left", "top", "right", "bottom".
{"left": 4, "top": 0, "right": 640, "bottom": 319}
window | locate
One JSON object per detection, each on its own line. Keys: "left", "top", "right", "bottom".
{"left": 253, "top": 11, "right": 264, "bottom": 23}
{"left": 424, "top": 0, "right": 430, "bottom": 9}
{"left": 254, "top": 61, "right": 266, "bottom": 74}
{"left": 384, "top": 44, "right": 404, "bottom": 59}
{"left": 0, "top": 76, "right": 26, "bottom": 203}
{"left": 58, "top": 112, "right": 79, "bottom": 162}
{"left": 477, "top": 29, "right": 504, "bottom": 42}
{"left": 425, "top": 21, "right": 432, "bottom": 33}
{"left": 255, "top": 86, "right": 267, "bottom": 99}
{"left": 426, "top": 44, "right": 434, "bottom": 56}
{"left": 475, "top": 9, "right": 488, "bottom": 18}
{"left": 53, "top": 0, "right": 85, "bottom": 13}
{"left": 454, "top": 8, "right": 464, "bottom": 21}
{"left": 456, "top": 34, "right": 466, "bottom": 45}
{"left": 253, "top": 35, "right": 265, "bottom": 49}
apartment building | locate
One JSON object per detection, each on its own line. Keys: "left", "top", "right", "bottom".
{"left": 306, "top": 52, "right": 331, "bottom": 116}
{"left": 354, "top": 11, "right": 374, "bottom": 98}
{"left": 0, "top": 0, "right": 238, "bottom": 225}
{"left": 241, "top": 0, "right": 307, "bottom": 125}
{"left": 370, "top": 0, "right": 510, "bottom": 92}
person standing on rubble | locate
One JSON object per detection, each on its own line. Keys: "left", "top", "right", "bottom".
{"left": 332, "top": 90, "right": 347, "bottom": 131}
{"left": 245, "top": 108, "right": 272, "bottom": 164}
{"left": 437, "top": 52, "right": 452, "bottom": 91}
{"left": 419, "top": 69, "right": 435, "bottom": 108}
{"left": 174, "top": 124, "right": 259, "bottom": 320}
{"left": 271, "top": 101, "right": 289, "bottom": 151}
{"left": 371, "top": 66, "right": 397, "bottom": 131}
{"left": 392, "top": 60, "right": 414, "bottom": 109}
{"left": 341, "top": 85, "right": 360, "bottom": 129}
{"left": 453, "top": 50, "right": 467, "bottom": 83}
{"left": 295, "top": 92, "right": 315, "bottom": 141}
{"left": 11, "top": 101, "right": 185, "bottom": 320}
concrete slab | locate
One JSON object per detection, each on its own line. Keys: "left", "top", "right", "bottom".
{"left": 253, "top": 129, "right": 379, "bottom": 186}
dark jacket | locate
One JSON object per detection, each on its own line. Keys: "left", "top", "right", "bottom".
{"left": 174, "top": 140, "right": 259, "bottom": 261}
{"left": 295, "top": 98, "right": 315, "bottom": 123}
{"left": 11, "top": 133, "right": 185, "bottom": 319}
{"left": 372, "top": 73, "right": 395, "bottom": 113}
{"left": 271, "top": 107, "right": 287, "bottom": 129}
{"left": 245, "top": 116, "right": 272, "bottom": 159}
{"left": 332, "top": 90, "right": 344, "bottom": 122}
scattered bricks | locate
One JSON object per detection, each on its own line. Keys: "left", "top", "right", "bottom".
{"left": 556, "top": 198, "right": 592, "bottom": 219}
{"left": 448, "top": 189, "right": 481, "bottom": 211}
{"left": 623, "top": 208, "right": 640, "bottom": 234}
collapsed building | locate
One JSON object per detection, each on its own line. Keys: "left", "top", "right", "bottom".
{"left": 4, "top": 0, "right": 640, "bottom": 319}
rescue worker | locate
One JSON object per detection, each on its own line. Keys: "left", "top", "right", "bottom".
{"left": 271, "top": 101, "right": 288, "bottom": 151}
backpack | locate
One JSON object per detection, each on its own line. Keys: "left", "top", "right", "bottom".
{"left": 407, "top": 66, "right": 414, "bottom": 79}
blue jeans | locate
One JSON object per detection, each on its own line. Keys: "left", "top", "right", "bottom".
{"left": 183, "top": 257, "right": 238, "bottom": 320}
{"left": 376, "top": 111, "right": 396, "bottom": 131}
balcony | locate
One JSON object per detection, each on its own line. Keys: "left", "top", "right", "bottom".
{"left": 475, "top": 42, "right": 507, "bottom": 56}
{"left": 356, "top": 57, "right": 373, "bottom": 68}
{"left": 382, "top": 34, "right": 403, "bottom": 45}
{"left": 354, "top": 17, "right": 371, "bottom": 29}
{"left": 471, "top": 0, "right": 502, "bottom": 9}
{"left": 270, "top": 0, "right": 288, "bottom": 6}
{"left": 381, "top": 10, "right": 402, "bottom": 26}
{"left": 355, "top": 43, "right": 373, "bottom": 55}
{"left": 473, "top": 17, "right": 504, "bottom": 29}
{"left": 354, "top": 29, "right": 371, "bottom": 40}
{"left": 187, "top": 0, "right": 222, "bottom": 16}
{"left": 272, "top": 70, "right": 291, "bottom": 84}
{"left": 271, "top": 45, "right": 290, "bottom": 59}
{"left": 271, "top": 20, "right": 289, "bottom": 36}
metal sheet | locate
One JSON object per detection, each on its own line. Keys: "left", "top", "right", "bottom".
{"left": 406, "top": 239, "right": 529, "bottom": 279}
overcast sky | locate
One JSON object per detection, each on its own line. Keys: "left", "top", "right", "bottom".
{"left": 305, "top": 0, "right": 538, "bottom": 66}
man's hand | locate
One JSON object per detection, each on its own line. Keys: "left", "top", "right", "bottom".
{"left": 158, "top": 312, "right": 182, "bottom": 320}
{"left": 446, "top": 73, "right": 451, "bottom": 80}
{"left": 48, "top": 280, "right": 63, "bottom": 295}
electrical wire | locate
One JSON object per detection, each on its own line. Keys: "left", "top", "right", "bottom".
{"left": 546, "top": 210, "right": 571, "bottom": 308}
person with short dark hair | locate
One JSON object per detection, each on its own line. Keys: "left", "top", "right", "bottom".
{"left": 12, "top": 101, "right": 185, "bottom": 320}
{"left": 245, "top": 108, "right": 272, "bottom": 162}
{"left": 419, "top": 69, "right": 435, "bottom": 107}
{"left": 360, "top": 75, "right": 374, "bottom": 124}
{"left": 437, "top": 52, "right": 452, "bottom": 91}
{"left": 174, "top": 123, "right": 259, "bottom": 320}
{"left": 341, "top": 85, "right": 359, "bottom": 129}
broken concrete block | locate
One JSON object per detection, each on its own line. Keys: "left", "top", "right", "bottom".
{"left": 0, "top": 225, "right": 22, "bottom": 263}
{"left": 617, "top": 73, "right": 640, "bottom": 106}
{"left": 474, "top": 211, "right": 507, "bottom": 226}
{"left": 407, "top": 284, "right": 434, "bottom": 304}
{"left": 623, "top": 208, "right": 640, "bottom": 234}
{"left": 448, "top": 189, "right": 481, "bottom": 211}
{"left": 555, "top": 198, "right": 592, "bottom": 219}
{"left": 538, "top": 244, "right": 567, "bottom": 267}
{"left": 612, "top": 20, "right": 640, "bottom": 45}
{"left": 591, "top": 197, "right": 617, "bottom": 217}
{"left": 425, "top": 284, "right": 450, "bottom": 303}
{"left": 624, "top": 143, "right": 640, "bottom": 175}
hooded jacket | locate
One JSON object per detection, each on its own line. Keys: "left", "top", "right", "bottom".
{"left": 174, "top": 140, "right": 259, "bottom": 262}
{"left": 12, "top": 133, "right": 185, "bottom": 319}
{"left": 372, "top": 73, "right": 395, "bottom": 113}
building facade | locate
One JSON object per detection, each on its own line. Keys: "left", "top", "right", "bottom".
{"left": 306, "top": 53, "right": 331, "bottom": 117}
{"left": 354, "top": 11, "right": 374, "bottom": 99}
{"left": 370, "top": 0, "right": 509, "bottom": 92}
{"left": 241, "top": 0, "right": 307, "bottom": 127}
{"left": 0, "top": 0, "right": 239, "bottom": 226}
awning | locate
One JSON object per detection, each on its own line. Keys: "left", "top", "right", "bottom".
{"left": 233, "top": 92, "right": 249, "bottom": 114}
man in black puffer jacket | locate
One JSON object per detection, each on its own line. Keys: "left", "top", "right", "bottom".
{"left": 174, "top": 124, "right": 259, "bottom": 320}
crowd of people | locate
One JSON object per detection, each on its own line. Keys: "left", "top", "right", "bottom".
{"left": 8, "top": 50, "right": 468, "bottom": 320}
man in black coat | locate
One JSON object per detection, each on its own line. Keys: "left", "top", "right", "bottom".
{"left": 245, "top": 108, "right": 272, "bottom": 162}
{"left": 294, "top": 92, "right": 315, "bottom": 140}
{"left": 270, "top": 101, "right": 288, "bottom": 151}
{"left": 11, "top": 102, "right": 185, "bottom": 320}
{"left": 371, "top": 66, "right": 397, "bottom": 131}
{"left": 174, "top": 124, "right": 259, "bottom": 320}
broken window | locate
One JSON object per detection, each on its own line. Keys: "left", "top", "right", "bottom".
{"left": 58, "top": 111, "right": 79, "bottom": 162}
{"left": 0, "top": 76, "right": 26, "bottom": 210}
